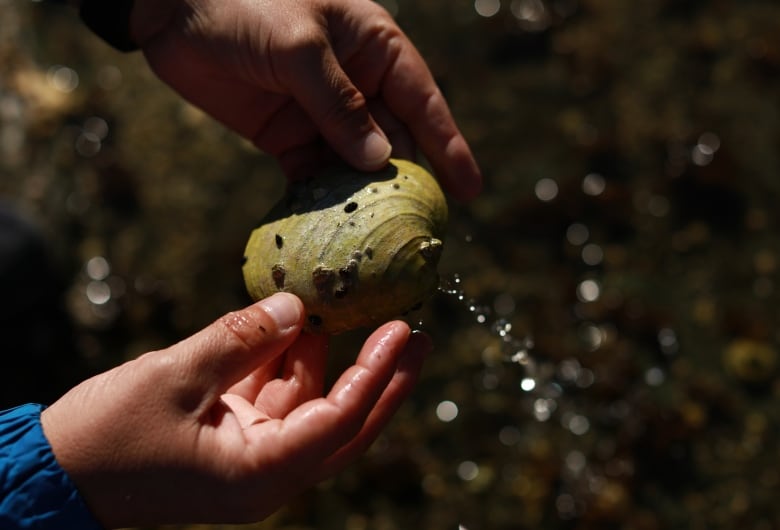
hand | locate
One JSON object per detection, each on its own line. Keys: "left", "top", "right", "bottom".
{"left": 128, "top": 0, "right": 482, "bottom": 200}
{"left": 41, "top": 293, "right": 429, "bottom": 528}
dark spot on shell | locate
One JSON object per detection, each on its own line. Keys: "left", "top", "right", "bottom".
{"left": 339, "top": 265, "right": 355, "bottom": 281}
{"left": 364, "top": 247, "right": 374, "bottom": 259}
{"left": 351, "top": 250, "right": 362, "bottom": 261}
{"left": 349, "top": 221, "right": 355, "bottom": 227}
{"left": 312, "top": 266, "right": 335, "bottom": 296}
{"left": 392, "top": 183, "right": 400, "bottom": 189}
{"left": 275, "top": 234, "right": 283, "bottom": 249}
{"left": 344, "top": 201, "right": 358, "bottom": 213}
{"left": 338, "top": 259, "right": 359, "bottom": 290}
{"left": 271, "top": 264, "right": 286, "bottom": 289}
{"left": 308, "top": 314, "right": 323, "bottom": 327}
{"left": 343, "top": 259, "right": 359, "bottom": 274}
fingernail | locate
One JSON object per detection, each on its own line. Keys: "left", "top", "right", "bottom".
{"left": 359, "top": 131, "right": 392, "bottom": 169}
{"left": 259, "top": 293, "right": 302, "bottom": 332}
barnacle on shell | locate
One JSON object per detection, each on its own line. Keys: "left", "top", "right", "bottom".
{"left": 241, "top": 159, "right": 448, "bottom": 334}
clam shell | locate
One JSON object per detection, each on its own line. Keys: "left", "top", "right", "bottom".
{"left": 242, "top": 159, "right": 448, "bottom": 334}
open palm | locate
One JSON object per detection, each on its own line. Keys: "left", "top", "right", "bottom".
{"left": 42, "top": 294, "right": 428, "bottom": 527}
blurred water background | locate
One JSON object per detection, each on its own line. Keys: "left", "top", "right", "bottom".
{"left": 2, "top": 0, "right": 779, "bottom": 529}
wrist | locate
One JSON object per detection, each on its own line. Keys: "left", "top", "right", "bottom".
{"left": 0, "top": 405, "right": 103, "bottom": 530}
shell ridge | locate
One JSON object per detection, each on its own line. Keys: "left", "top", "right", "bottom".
{"left": 242, "top": 159, "right": 447, "bottom": 334}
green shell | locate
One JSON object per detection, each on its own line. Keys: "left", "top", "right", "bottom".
{"left": 242, "top": 159, "right": 448, "bottom": 334}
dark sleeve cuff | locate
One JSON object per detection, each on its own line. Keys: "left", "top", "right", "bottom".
{"left": 0, "top": 404, "right": 103, "bottom": 530}
{"left": 79, "top": 0, "right": 139, "bottom": 52}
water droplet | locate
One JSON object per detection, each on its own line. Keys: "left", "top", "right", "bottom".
{"left": 85, "top": 281, "right": 111, "bottom": 305}
{"left": 563, "top": 413, "right": 590, "bottom": 435}
{"left": 84, "top": 116, "right": 109, "bottom": 139}
{"left": 47, "top": 65, "right": 79, "bottom": 93}
{"left": 533, "top": 398, "right": 556, "bottom": 421}
{"left": 85, "top": 256, "right": 110, "bottom": 280}
{"left": 698, "top": 131, "right": 721, "bottom": 152}
{"left": 492, "top": 318, "right": 513, "bottom": 338}
{"left": 582, "top": 173, "right": 606, "bottom": 196}
{"left": 436, "top": 400, "right": 459, "bottom": 422}
{"left": 691, "top": 144, "right": 714, "bottom": 166}
{"left": 534, "top": 177, "right": 558, "bottom": 202}
{"left": 498, "top": 425, "right": 522, "bottom": 446}
{"left": 520, "top": 377, "right": 536, "bottom": 391}
{"left": 579, "top": 323, "right": 605, "bottom": 351}
{"left": 75, "top": 131, "right": 101, "bottom": 157}
{"left": 511, "top": 0, "right": 548, "bottom": 30}
{"left": 558, "top": 359, "right": 581, "bottom": 382}
{"left": 457, "top": 460, "right": 479, "bottom": 481}
{"left": 658, "top": 327, "right": 679, "bottom": 354}
{"left": 647, "top": 195, "right": 670, "bottom": 217}
{"left": 582, "top": 243, "right": 603, "bottom": 265}
{"left": 576, "top": 368, "right": 595, "bottom": 388}
{"left": 510, "top": 349, "right": 530, "bottom": 364}
{"left": 644, "top": 367, "right": 665, "bottom": 386}
{"left": 576, "top": 279, "right": 601, "bottom": 302}
{"left": 474, "top": 0, "right": 501, "bottom": 17}
{"left": 565, "top": 450, "right": 587, "bottom": 474}
{"left": 566, "top": 223, "right": 589, "bottom": 245}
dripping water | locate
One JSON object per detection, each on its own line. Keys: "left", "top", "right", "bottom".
{"left": 423, "top": 272, "right": 605, "bottom": 523}
{"left": 436, "top": 272, "right": 542, "bottom": 386}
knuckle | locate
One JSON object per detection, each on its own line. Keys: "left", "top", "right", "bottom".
{"left": 321, "top": 83, "right": 369, "bottom": 127}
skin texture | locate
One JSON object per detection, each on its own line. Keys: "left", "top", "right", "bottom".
{"left": 128, "top": 0, "right": 483, "bottom": 200}
{"left": 41, "top": 0, "right": 478, "bottom": 526}
{"left": 42, "top": 293, "right": 429, "bottom": 527}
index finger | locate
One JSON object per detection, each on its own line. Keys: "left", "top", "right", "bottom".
{"left": 380, "top": 37, "right": 483, "bottom": 201}
{"left": 329, "top": 2, "right": 482, "bottom": 200}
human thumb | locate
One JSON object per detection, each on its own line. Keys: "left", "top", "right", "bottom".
{"left": 164, "top": 293, "right": 305, "bottom": 403}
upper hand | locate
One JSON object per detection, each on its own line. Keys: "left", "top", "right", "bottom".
{"left": 128, "top": 0, "right": 482, "bottom": 200}
{"left": 41, "top": 293, "right": 429, "bottom": 527}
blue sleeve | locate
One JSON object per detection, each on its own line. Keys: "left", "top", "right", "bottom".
{"left": 0, "top": 404, "right": 103, "bottom": 530}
